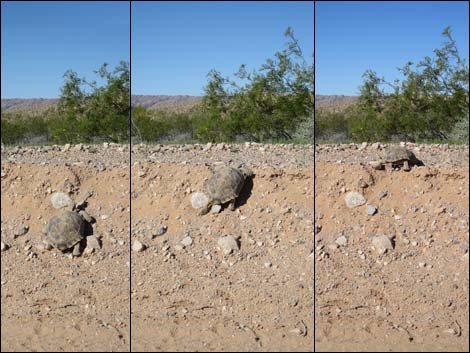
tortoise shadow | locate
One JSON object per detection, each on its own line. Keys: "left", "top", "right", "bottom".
{"left": 234, "top": 174, "right": 255, "bottom": 209}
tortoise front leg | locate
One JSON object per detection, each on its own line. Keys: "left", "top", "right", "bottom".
{"left": 72, "top": 243, "right": 82, "bottom": 256}
{"left": 228, "top": 199, "right": 236, "bottom": 211}
{"left": 403, "top": 160, "right": 410, "bottom": 171}
{"left": 199, "top": 201, "right": 212, "bottom": 216}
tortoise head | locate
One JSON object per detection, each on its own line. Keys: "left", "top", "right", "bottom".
{"left": 238, "top": 164, "right": 253, "bottom": 178}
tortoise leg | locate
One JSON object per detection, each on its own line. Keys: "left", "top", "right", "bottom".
{"left": 72, "top": 243, "right": 82, "bottom": 257}
{"left": 228, "top": 199, "right": 236, "bottom": 211}
{"left": 199, "top": 201, "right": 212, "bottom": 216}
{"left": 403, "top": 160, "right": 410, "bottom": 171}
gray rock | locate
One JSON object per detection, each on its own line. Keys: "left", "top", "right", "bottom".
{"left": 14, "top": 225, "right": 29, "bottom": 237}
{"left": 366, "top": 205, "right": 377, "bottom": 216}
{"left": 86, "top": 236, "right": 101, "bottom": 250}
{"left": 335, "top": 235, "right": 348, "bottom": 247}
{"left": 211, "top": 204, "right": 222, "bottom": 213}
{"left": 152, "top": 226, "right": 167, "bottom": 238}
{"left": 372, "top": 235, "right": 394, "bottom": 255}
{"left": 191, "top": 192, "right": 210, "bottom": 209}
{"left": 345, "top": 192, "right": 366, "bottom": 208}
{"left": 132, "top": 240, "right": 146, "bottom": 252}
{"left": 378, "top": 190, "right": 388, "bottom": 199}
{"left": 51, "top": 192, "right": 75, "bottom": 210}
{"left": 1, "top": 241, "right": 9, "bottom": 252}
{"left": 217, "top": 236, "right": 239, "bottom": 254}
{"left": 181, "top": 236, "right": 193, "bottom": 247}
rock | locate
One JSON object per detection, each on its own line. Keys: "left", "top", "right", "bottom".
{"left": 366, "top": 205, "right": 377, "bottom": 216}
{"left": 210, "top": 204, "right": 222, "bottom": 213}
{"left": 14, "top": 225, "right": 29, "bottom": 237}
{"left": 51, "top": 192, "right": 74, "bottom": 210}
{"left": 132, "top": 240, "right": 146, "bottom": 252}
{"left": 181, "top": 236, "right": 193, "bottom": 247}
{"left": 86, "top": 236, "right": 101, "bottom": 250}
{"left": 372, "top": 235, "right": 394, "bottom": 255}
{"left": 152, "top": 226, "right": 167, "bottom": 238}
{"left": 191, "top": 192, "right": 210, "bottom": 209}
{"left": 217, "top": 236, "right": 239, "bottom": 254}
{"left": 335, "top": 235, "right": 348, "bottom": 247}
{"left": 345, "top": 192, "right": 366, "bottom": 208}
{"left": 378, "top": 190, "right": 388, "bottom": 199}
{"left": 138, "top": 170, "right": 146, "bottom": 177}
{"left": 264, "top": 262, "right": 272, "bottom": 268}
{"left": 1, "top": 241, "right": 9, "bottom": 252}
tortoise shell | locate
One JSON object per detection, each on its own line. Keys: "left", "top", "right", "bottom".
{"left": 45, "top": 211, "right": 85, "bottom": 250}
{"left": 203, "top": 166, "right": 247, "bottom": 204}
{"left": 381, "top": 146, "right": 417, "bottom": 164}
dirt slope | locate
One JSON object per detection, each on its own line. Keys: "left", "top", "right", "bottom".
{"left": 1, "top": 157, "right": 130, "bottom": 351}
{"left": 314, "top": 143, "right": 469, "bottom": 352}
{"left": 1, "top": 143, "right": 314, "bottom": 352}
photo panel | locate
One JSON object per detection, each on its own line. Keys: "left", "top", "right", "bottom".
{"left": 130, "top": 1, "right": 314, "bottom": 351}
{"left": 314, "top": 1, "right": 469, "bottom": 351}
{"left": 1, "top": 1, "right": 130, "bottom": 351}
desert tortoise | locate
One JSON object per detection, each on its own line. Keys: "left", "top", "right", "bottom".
{"left": 43, "top": 191, "right": 94, "bottom": 256}
{"left": 370, "top": 146, "right": 419, "bottom": 171}
{"left": 43, "top": 210, "right": 85, "bottom": 255}
{"left": 193, "top": 165, "right": 253, "bottom": 215}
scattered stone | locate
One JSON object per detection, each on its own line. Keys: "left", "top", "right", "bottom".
{"left": 345, "top": 192, "right": 366, "bottom": 208}
{"left": 211, "top": 204, "right": 222, "bottom": 213}
{"left": 1, "top": 241, "right": 9, "bottom": 252}
{"left": 51, "top": 192, "right": 75, "bottom": 210}
{"left": 378, "top": 191, "right": 388, "bottom": 199}
{"left": 181, "top": 236, "right": 193, "bottom": 247}
{"left": 372, "top": 235, "right": 394, "bottom": 255}
{"left": 152, "top": 226, "right": 167, "bottom": 238}
{"left": 264, "top": 262, "right": 272, "bottom": 268}
{"left": 217, "top": 236, "right": 239, "bottom": 254}
{"left": 138, "top": 170, "right": 146, "bottom": 177}
{"left": 86, "top": 236, "right": 101, "bottom": 250}
{"left": 366, "top": 204, "right": 377, "bottom": 216}
{"left": 14, "top": 225, "right": 29, "bottom": 237}
{"left": 191, "top": 192, "right": 210, "bottom": 209}
{"left": 132, "top": 240, "right": 146, "bottom": 252}
{"left": 335, "top": 235, "right": 348, "bottom": 247}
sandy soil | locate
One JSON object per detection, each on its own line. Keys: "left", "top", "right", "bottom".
{"left": 314, "top": 143, "right": 469, "bottom": 352}
{"left": 1, "top": 143, "right": 314, "bottom": 352}
{"left": 1, "top": 160, "right": 130, "bottom": 352}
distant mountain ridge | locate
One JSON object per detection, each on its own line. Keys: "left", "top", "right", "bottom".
{"left": 1, "top": 96, "right": 203, "bottom": 113}
{"left": 315, "top": 95, "right": 358, "bottom": 109}
{"left": 2, "top": 95, "right": 358, "bottom": 113}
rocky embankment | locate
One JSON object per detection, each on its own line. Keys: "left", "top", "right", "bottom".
{"left": 315, "top": 143, "right": 469, "bottom": 352}
{"left": 1, "top": 143, "right": 314, "bottom": 352}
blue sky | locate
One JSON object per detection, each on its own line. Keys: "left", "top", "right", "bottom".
{"left": 131, "top": 1, "right": 314, "bottom": 96}
{"left": 1, "top": 1, "right": 129, "bottom": 98}
{"left": 316, "top": 1, "right": 469, "bottom": 96}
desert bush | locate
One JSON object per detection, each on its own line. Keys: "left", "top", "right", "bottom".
{"left": 349, "top": 27, "right": 469, "bottom": 143}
